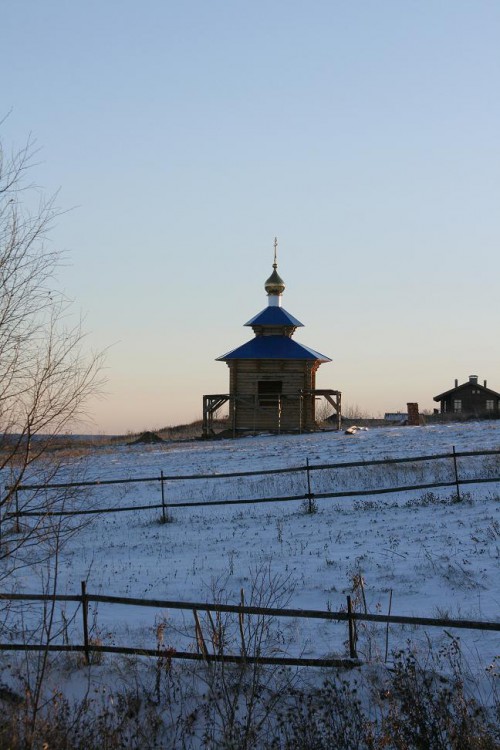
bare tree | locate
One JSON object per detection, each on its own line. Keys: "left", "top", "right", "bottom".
{"left": 0, "top": 132, "right": 104, "bottom": 566}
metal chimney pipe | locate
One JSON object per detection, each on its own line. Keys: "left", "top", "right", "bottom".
{"left": 484, "top": 380, "right": 487, "bottom": 388}
{"left": 454, "top": 379, "right": 458, "bottom": 388}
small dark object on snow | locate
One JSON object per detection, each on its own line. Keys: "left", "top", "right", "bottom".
{"left": 128, "top": 431, "right": 164, "bottom": 445}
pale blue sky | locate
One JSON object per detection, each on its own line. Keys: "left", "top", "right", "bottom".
{"left": 2, "top": 1, "right": 500, "bottom": 432}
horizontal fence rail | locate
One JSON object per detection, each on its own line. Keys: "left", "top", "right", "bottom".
{"left": 7, "top": 448, "right": 500, "bottom": 492}
{"left": 6, "top": 476, "right": 500, "bottom": 519}
{"left": 0, "top": 643, "right": 357, "bottom": 669}
{"left": 1, "top": 587, "right": 498, "bottom": 667}
{"left": 3, "top": 446, "right": 500, "bottom": 520}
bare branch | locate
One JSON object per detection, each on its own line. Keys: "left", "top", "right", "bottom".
{"left": 0, "top": 130, "right": 105, "bottom": 567}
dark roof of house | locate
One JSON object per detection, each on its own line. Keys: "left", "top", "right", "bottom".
{"left": 433, "top": 382, "right": 500, "bottom": 401}
{"left": 217, "top": 335, "right": 331, "bottom": 362}
{"left": 244, "top": 306, "right": 303, "bottom": 328}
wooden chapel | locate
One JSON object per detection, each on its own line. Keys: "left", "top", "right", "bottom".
{"left": 202, "top": 241, "right": 341, "bottom": 437}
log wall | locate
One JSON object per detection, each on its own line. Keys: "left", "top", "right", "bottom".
{"left": 227, "top": 360, "right": 319, "bottom": 432}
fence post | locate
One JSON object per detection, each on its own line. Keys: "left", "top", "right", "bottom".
{"left": 306, "top": 458, "right": 315, "bottom": 513}
{"left": 384, "top": 589, "right": 393, "bottom": 663}
{"left": 81, "top": 581, "right": 90, "bottom": 665}
{"left": 161, "top": 470, "right": 167, "bottom": 522}
{"left": 15, "top": 490, "right": 20, "bottom": 533}
{"left": 239, "top": 588, "right": 247, "bottom": 662}
{"left": 452, "top": 446, "right": 461, "bottom": 502}
{"left": 347, "top": 595, "right": 357, "bottom": 659}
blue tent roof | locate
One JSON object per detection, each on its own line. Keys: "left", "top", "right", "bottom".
{"left": 244, "top": 306, "right": 303, "bottom": 328}
{"left": 217, "top": 335, "right": 331, "bottom": 362}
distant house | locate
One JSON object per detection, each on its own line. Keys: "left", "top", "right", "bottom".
{"left": 433, "top": 375, "right": 500, "bottom": 418}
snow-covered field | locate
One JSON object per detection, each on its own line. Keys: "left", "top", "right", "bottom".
{"left": 7, "top": 421, "right": 500, "bottom": 679}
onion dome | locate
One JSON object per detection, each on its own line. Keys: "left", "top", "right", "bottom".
{"left": 264, "top": 237, "right": 285, "bottom": 296}
{"left": 265, "top": 267, "right": 285, "bottom": 295}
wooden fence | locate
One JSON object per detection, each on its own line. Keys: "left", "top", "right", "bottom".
{"left": 0, "top": 584, "right": 499, "bottom": 669}
{"left": 4, "top": 447, "right": 500, "bottom": 522}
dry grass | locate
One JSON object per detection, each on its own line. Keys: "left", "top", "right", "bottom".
{"left": 0, "top": 639, "right": 497, "bottom": 749}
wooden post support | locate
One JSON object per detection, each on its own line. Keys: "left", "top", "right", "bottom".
{"left": 202, "top": 395, "right": 231, "bottom": 438}
{"left": 81, "top": 581, "right": 90, "bottom": 665}
{"left": 347, "top": 595, "right": 357, "bottom": 659}
{"left": 452, "top": 445, "right": 461, "bottom": 502}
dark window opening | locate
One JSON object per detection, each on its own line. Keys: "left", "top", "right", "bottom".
{"left": 258, "top": 380, "right": 282, "bottom": 407}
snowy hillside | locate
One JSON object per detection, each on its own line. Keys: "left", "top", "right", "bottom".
{"left": 9, "top": 421, "right": 500, "bottom": 679}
